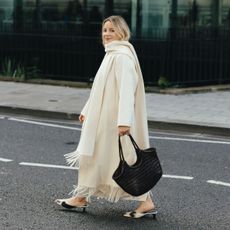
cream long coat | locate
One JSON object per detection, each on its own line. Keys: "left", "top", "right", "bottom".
{"left": 65, "top": 41, "right": 150, "bottom": 202}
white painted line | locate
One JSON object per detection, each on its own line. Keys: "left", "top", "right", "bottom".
{"left": 19, "top": 162, "right": 78, "bottom": 170}
{"left": 8, "top": 118, "right": 81, "bottom": 131}
{"left": 207, "top": 180, "right": 230, "bottom": 187}
{"left": 0, "top": 157, "right": 13, "bottom": 162}
{"left": 19, "top": 162, "right": 193, "bottom": 181}
{"left": 149, "top": 136, "right": 230, "bottom": 145}
{"left": 150, "top": 130, "right": 230, "bottom": 142}
{"left": 8, "top": 117, "right": 230, "bottom": 145}
{"left": 0, "top": 116, "right": 5, "bottom": 119}
{"left": 163, "top": 174, "right": 194, "bottom": 180}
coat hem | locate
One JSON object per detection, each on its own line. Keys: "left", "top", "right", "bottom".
{"left": 69, "top": 184, "right": 150, "bottom": 203}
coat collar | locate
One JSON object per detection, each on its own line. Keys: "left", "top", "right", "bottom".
{"left": 104, "top": 40, "right": 132, "bottom": 53}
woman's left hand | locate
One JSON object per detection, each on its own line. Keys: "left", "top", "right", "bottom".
{"left": 118, "top": 126, "right": 130, "bottom": 136}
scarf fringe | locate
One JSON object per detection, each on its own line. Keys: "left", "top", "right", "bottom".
{"left": 64, "top": 151, "right": 80, "bottom": 168}
{"left": 69, "top": 184, "right": 149, "bottom": 203}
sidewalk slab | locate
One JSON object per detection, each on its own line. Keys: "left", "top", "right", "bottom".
{"left": 0, "top": 81, "right": 230, "bottom": 136}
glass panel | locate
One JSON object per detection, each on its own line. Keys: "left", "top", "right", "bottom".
{"left": 114, "top": 0, "right": 131, "bottom": 24}
{"left": 177, "top": 0, "right": 212, "bottom": 28}
{"left": 87, "top": 0, "right": 131, "bottom": 36}
{"left": 144, "top": 0, "right": 170, "bottom": 32}
{"left": 222, "top": 0, "right": 230, "bottom": 27}
{"left": 0, "top": 0, "right": 14, "bottom": 32}
{"left": 42, "top": 0, "right": 71, "bottom": 22}
{"left": 23, "top": 0, "right": 36, "bottom": 26}
{"left": 85, "top": 0, "right": 104, "bottom": 36}
{"left": 38, "top": 0, "right": 104, "bottom": 35}
{"left": 135, "top": 0, "right": 170, "bottom": 38}
{"left": 39, "top": 0, "right": 86, "bottom": 35}
{"left": 87, "top": 1, "right": 103, "bottom": 23}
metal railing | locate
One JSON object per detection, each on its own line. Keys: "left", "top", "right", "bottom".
{"left": 0, "top": 27, "right": 230, "bottom": 86}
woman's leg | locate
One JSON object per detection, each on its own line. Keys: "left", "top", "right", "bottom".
{"left": 135, "top": 193, "right": 155, "bottom": 213}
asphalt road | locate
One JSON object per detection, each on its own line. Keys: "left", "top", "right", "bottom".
{"left": 0, "top": 115, "right": 230, "bottom": 230}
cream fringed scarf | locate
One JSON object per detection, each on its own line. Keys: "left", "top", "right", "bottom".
{"left": 65, "top": 40, "right": 149, "bottom": 167}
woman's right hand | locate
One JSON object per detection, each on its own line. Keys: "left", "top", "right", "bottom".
{"left": 79, "top": 114, "right": 85, "bottom": 123}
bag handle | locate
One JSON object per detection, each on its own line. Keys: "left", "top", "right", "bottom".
{"left": 118, "top": 135, "right": 140, "bottom": 162}
{"left": 128, "top": 134, "right": 140, "bottom": 151}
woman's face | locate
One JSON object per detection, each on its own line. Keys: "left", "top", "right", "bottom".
{"left": 102, "top": 21, "right": 120, "bottom": 45}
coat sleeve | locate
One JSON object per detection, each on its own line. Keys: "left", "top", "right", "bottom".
{"left": 81, "top": 98, "right": 90, "bottom": 116}
{"left": 115, "top": 54, "right": 138, "bottom": 127}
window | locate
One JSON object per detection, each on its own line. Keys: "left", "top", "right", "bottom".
{"left": 41, "top": 0, "right": 69, "bottom": 22}
{"left": 87, "top": 0, "right": 103, "bottom": 23}
{"left": 0, "top": 0, "right": 14, "bottom": 32}
{"left": 176, "top": 0, "right": 212, "bottom": 28}
{"left": 130, "top": 0, "right": 170, "bottom": 39}
{"left": 141, "top": 0, "right": 170, "bottom": 37}
{"left": 222, "top": 0, "right": 230, "bottom": 27}
{"left": 38, "top": 1, "right": 86, "bottom": 35}
{"left": 23, "top": 0, "right": 36, "bottom": 25}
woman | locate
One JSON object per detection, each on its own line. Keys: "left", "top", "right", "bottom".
{"left": 55, "top": 15, "right": 157, "bottom": 219}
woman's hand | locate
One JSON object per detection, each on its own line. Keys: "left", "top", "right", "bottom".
{"left": 118, "top": 126, "right": 130, "bottom": 136}
{"left": 79, "top": 114, "right": 85, "bottom": 123}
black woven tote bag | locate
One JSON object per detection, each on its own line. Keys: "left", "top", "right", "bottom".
{"left": 112, "top": 135, "right": 163, "bottom": 196}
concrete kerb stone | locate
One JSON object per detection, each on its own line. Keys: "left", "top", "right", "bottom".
{"left": 148, "top": 120, "right": 230, "bottom": 138}
{"left": 1, "top": 77, "right": 230, "bottom": 95}
{"left": 145, "top": 84, "right": 230, "bottom": 95}
{"left": 0, "top": 106, "right": 78, "bottom": 120}
{"left": 1, "top": 79, "right": 230, "bottom": 137}
{"left": 1, "top": 105, "right": 230, "bottom": 138}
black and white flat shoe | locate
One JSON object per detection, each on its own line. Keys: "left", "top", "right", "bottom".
{"left": 55, "top": 199, "right": 88, "bottom": 212}
{"left": 123, "top": 210, "right": 158, "bottom": 219}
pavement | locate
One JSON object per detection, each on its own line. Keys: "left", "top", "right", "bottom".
{"left": 0, "top": 81, "right": 230, "bottom": 136}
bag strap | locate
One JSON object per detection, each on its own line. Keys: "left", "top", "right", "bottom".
{"left": 128, "top": 134, "right": 140, "bottom": 151}
{"left": 118, "top": 135, "right": 140, "bottom": 162}
{"left": 118, "top": 136, "right": 125, "bottom": 162}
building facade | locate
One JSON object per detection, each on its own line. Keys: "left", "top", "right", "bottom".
{"left": 0, "top": 0, "right": 230, "bottom": 85}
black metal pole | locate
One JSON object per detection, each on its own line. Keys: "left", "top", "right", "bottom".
{"left": 169, "top": 0, "right": 177, "bottom": 40}
{"left": 105, "top": 0, "right": 113, "bottom": 17}
{"left": 13, "top": 0, "right": 24, "bottom": 32}
{"left": 34, "top": 0, "right": 42, "bottom": 31}
{"left": 171, "top": 0, "right": 177, "bottom": 28}
{"left": 212, "top": 0, "right": 220, "bottom": 27}
{"left": 136, "top": 0, "right": 141, "bottom": 38}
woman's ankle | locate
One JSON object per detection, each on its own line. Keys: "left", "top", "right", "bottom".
{"left": 135, "top": 196, "right": 155, "bottom": 213}
{"left": 73, "top": 197, "right": 87, "bottom": 203}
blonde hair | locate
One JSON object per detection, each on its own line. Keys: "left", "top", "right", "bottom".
{"left": 102, "top": 15, "right": 131, "bottom": 43}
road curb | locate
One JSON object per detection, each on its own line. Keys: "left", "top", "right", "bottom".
{"left": 1, "top": 78, "right": 230, "bottom": 95}
{"left": 148, "top": 120, "right": 230, "bottom": 137}
{"left": 1, "top": 106, "right": 230, "bottom": 137}
{"left": 0, "top": 106, "right": 78, "bottom": 120}
{"left": 145, "top": 84, "right": 230, "bottom": 95}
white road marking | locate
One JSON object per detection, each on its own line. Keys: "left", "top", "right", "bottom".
{"left": 6, "top": 117, "right": 230, "bottom": 145}
{"left": 19, "top": 161, "right": 193, "bottom": 180}
{"left": 207, "top": 180, "right": 230, "bottom": 187}
{"left": 8, "top": 118, "right": 81, "bottom": 131}
{"left": 3, "top": 160, "right": 229, "bottom": 188}
{"left": 8, "top": 116, "right": 226, "bottom": 143}
{"left": 1, "top": 117, "right": 229, "bottom": 189}
{"left": 0, "top": 157, "right": 13, "bottom": 162}
{"left": 162, "top": 174, "right": 194, "bottom": 180}
{"left": 149, "top": 136, "right": 230, "bottom": 145}
{"left": 19, "top": 162, "right": 78, "bottom": 170}
{"left": 149, "top": 130, "right": 230, "bottom": 142}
